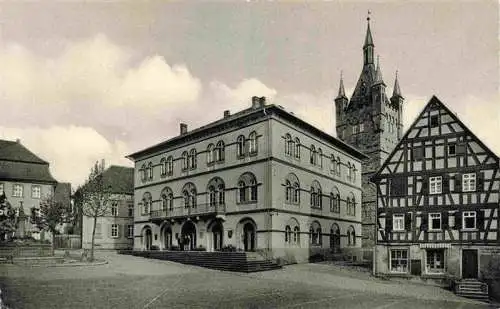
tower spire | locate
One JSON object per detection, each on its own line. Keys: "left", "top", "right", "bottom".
{"left": 363, "top": 11, "right": 374, "bottom": 65}
{"left": 337, "top": 70, "right": 347, "bottom": 99}
{"left": 392, "top": 70, "right": 403, "bottom": 98}
{"left": 374, "top": 55, "right": 384, "bottom": 85}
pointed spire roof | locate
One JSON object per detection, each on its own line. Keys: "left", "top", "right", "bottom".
{"left": 373, "top": 56, "right": 385, "bottom": 86}
{"left": 392, "top": 70, "right": 402, "bottom": 98}
{"left": 364, "top": 11, "right": 374, "bottom": 47}
{"left": 336, "top": 71, "right": 347, "bottom": 99}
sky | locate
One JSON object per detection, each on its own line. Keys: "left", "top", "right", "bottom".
{"left": 0, "top": 1, "right": 498, "bottom": 188}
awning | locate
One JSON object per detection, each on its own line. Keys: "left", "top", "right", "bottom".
{"left": 419, "top": 243, "right": 452, "bottom": 249}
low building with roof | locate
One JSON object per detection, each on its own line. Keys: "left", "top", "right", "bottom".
{"left": 0, "top": 139, "right": 58, "bottom": 240}
{"left": 77, "top": 165, "right": 135, "bottom": 250}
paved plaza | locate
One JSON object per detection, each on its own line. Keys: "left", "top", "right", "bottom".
{"left": 0, "top": 252, "right": 495, "bottom": 309}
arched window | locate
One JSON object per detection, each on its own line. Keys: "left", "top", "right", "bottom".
{"left": 336, "top": 157, "right": 341, "bottom": 175}
{"left": 330, "top": 155, "right": 336, "bottom": 173}
{"left": 166, "top": 156, "right": 173, "bottom": 175}
{"left": 248, "top": 131, "right": 257, "bottom": 154}
{"left": 190, "top": 189, "right": 197, "bottom": 208}
{"left": 237, "top": 135, "right": 246, "bottom": 157}
{"left": 352, "top": 165, "right": 357, "bottom": 182}
{"left": 285, "top": 134, "right": 293, "bottom": 156}
{"left": 183, "top": 190, "right": 190, "bottom": 208}
{"left": 160, "top": 158, "right": 166, "bottom": 176}
{"left": 142, "top": 192, "right": 152, "bottom": 214}
{"left": 182, "top": 152, "right": 188, "bottom": 170}
{"left": 347, "top": 192, "right": 355, "bottom": 216}
{"left": 208, "top": 185, "right": 216, "bottom": 206}
{"left": 331, "top": 187, "right": 340, "bottom": 213}
{"left": 310, "top": 181, "right": 322, "bottom": 208}
{"left": 347, "top": 226, "right": 356, "bottom": 246}
{"left": 293, "top": 226, "right": 300, "bottom": 244}
{"left": 347, "top": 162, "right": 352, "bottom": 181}
{"left": 218, "top": 184, "right": 225, "bottom": 205}
{"left": 285, "top": 180, "right": 292, "bottom": 202}
{"left": 141, "top": 164, "right": 146, "bottom": 181}
{"left": 330, "top": 224, "right": 340, "bottom": 252}
{"left": 238, "top": 173, "right": 257, "bottom": 203}
{"left": 238, "top": 181, "right": 247, "bottom": 203}
{"left": 189, "top": 149, "right": 197, "bottom": 169}
{"left": 294, "top": 138, "right": 301, "bottom": 158}
{"left": 285, "top": 225, "right": 291, "bottom": 243}
{"left": 215, "top": 141, "right": 225, "bottom": 162}
{"left": 293, "top": 182, "right": 300, "bottom": 203}
{"left": 318, "top": 148, "right": 323, "bottom": 168}
{"left": 310, "top": 145, "right": 316, "bottom": 165}
{"left": 148, "top": 162, "right": 153, "bottom": 180}
{"left": 207, "top": 144, "right": 214, "bottom": 164}
{"left": 167, "top": 193, "right": 173, "bottom": 210}
{"left": 310, "top": 221, "right": 322, "bottom": 246}
{"left": 161, "top": 187, "right": 173, "bottom": 211}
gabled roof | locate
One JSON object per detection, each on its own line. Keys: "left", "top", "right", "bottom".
{"left": 0, "top": 140, "right": 48, "bottom": 164}
{"left": 371, "top": 95, "right": 499, "bottom": 182}
{"left": 101, "top": 165, "right": 134, "bottom": 195}
{"left": 126, "top": 104, "right": 369, "bottom": 162}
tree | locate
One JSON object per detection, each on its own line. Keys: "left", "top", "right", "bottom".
{"left": 30, "top": 194, "right": 72, "bottom": 249}
{"left": 78, "top": 160, "right": 112, "bottom": 262}
{"left": 0, "top": 193, "right": 16, "bottom": 242}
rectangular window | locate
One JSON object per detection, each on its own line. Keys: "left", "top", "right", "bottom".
{"left": 352, "top": 126, "right": 358, "bottom": 134}
{"left": 31, "top": 185, "right": 41, "bottom": 199}
{"left": 0, "top": 183, "right": 4, "bottom": 195}
{"left": 448, "top": 144, "right": 456, "bottom": 156}
{"left": 128, "top": 202, "right": 134, "bottom": 217}
{"left": 390, "top": 249, "right": 409, "bottom": 273}
{"left": 390, "top": 177, "right": 406, "bottom": 197}
{"left": 462, "top": 173, "right": 476, "bottom": 192}
{"left": 127, "top": 225, "right": 134, "bottom": 238}
{"left": 429, "top": 213, "right": 442, "bottom": 230}
{"left": 426, "top": 249, "right": 445, "bottom": 274}
{"left": 463, "top": 211, "right": 476, "bottom": 230}
{"left": 359, "top": 123, "right": 364, "bottom": 132}
{"left": 111, "top": 202, "right": 118, "bottom": 216}
{"left": 393, "top": 214, "right": 405, "bottom": 231}
{"left": 429, "top": 176, "right": 442, "bottom": 194}
{"left": 13, "top": 184, "right": 23, "bottom": 197}
{"left": 430, "top": 115, "right": 439, "bottom": 128}
{"left": 412, "top": 146, "right": 424, "bottom": 160}
{"left": 111, "top": 224, "right": 118, "bottom": 238}
{"left": 95, "top": 223, "right": 102, "bottom": 238}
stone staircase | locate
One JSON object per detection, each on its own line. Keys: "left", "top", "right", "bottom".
{"left": 120, "top": 250, "right": 282, "bottom": 273}
{"left": 454, "top": 279, "right": 489, "bottom": 301}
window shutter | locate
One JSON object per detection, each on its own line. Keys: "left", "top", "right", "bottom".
{"left": 420, "top": 215, "right": 428, "bottom": 231}
{"left": 405, "top": 213, "right": 412, "bottom": 231}
{"left": 454, "top": 212, "right": 462, "bottom": 229}
{"left": 421, "top": 177, "right": 429, "bottom": 194}
{"left": 477, "top": 211, "right": 485, "bottom": 230}
{"left": 454, "top": 173, "right": 462, "bottom": 192}
{"left": 442, "top": 175, "right": 450, "bottom": 194}
{"left": 477, "top": 172, "right": 485, "bottom": 192}
{"left": 442, "top": 212, "right": 449, "bottom": 229}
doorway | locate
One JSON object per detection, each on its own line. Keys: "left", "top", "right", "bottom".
{"left": 181, "top": 221, "right": 197, "bottom": 250}
{"left": 243, "top": 222, "right": 256, "bottom": 252}
{"left": 211, "top": 221, "right": 223, "bottom": 251}
{"left": 462, "top": 249, "right": 478, "bottom": 279}
{"left": 144, "top": 228, "right": 152, "bottom": 250}
{"left": 163, "top": 226, "right": 172, "bottom": 250}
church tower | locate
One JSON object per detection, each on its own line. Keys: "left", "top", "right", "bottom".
{"left": 335, "top": 14, "right": 404, "bottom": 248}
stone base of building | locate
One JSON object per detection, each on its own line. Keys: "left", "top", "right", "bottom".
{"left": 374, "top": 243, "right": 500, "bottom": 283}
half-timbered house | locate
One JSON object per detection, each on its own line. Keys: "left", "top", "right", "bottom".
{"left": 371, "top": 96, "right": 500, "bottom": 282}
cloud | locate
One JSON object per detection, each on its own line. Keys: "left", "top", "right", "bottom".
{"left": 0, "top": 126, "right": 131, "bottom": 188}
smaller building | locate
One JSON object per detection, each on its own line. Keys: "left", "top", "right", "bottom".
{"left": 79, "top": 165, "right": 134, "bottom": 250}
{"left": 0, "top": 139, "right": 58, "bottom": 240}
{"left": 372, "top": 96, "right": 500, "bottom": 282}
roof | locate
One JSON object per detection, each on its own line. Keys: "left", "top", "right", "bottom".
{"left": 371, "top": 95, "right": 499, "bottom": 181}
{"left": 127, "top": 104, "right": 369, "bottom": 162}
{"left": 0, "top": 140, "right": 48, "bottom": 164}
{"left": 101, "top": 165, "right": 134, "bottom": 195}
{"left": 0, "top": 160, "right": 58, "bottom": 184}
{"left": 54, "top": 182, "right": 71, "bottom": 206}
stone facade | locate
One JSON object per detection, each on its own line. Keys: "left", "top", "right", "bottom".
{"left": 129, "top": 99, "right": 367, "bottom": 263}
{"left": 335, "top": 19, "right": 404, "bottom": 248}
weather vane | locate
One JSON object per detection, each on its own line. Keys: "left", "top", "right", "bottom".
{"left": 367, "top": 10, "right": 371, "bottom": 22}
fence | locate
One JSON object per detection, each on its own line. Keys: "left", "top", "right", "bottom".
{"left": 54, "top": 234, "right": 81, "bottom": 249}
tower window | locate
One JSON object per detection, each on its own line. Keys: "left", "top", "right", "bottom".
{"left": 430, "top": 115, "right": 439, "bottom": 128}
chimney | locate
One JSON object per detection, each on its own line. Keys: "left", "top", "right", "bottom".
{"left": 251, "top": 96, "right": 260, "bottom": 109}
{"left": 180, "top": 123, "right": 188, "bottom": 135}
{"left": 15, "top": 138, "right": 20, "bottom": 143}
{"left": 223, "top": 110, "right": 230, "bottom": 118}
{"left": 259, "top": 96, "right": 266, "bottom": 107}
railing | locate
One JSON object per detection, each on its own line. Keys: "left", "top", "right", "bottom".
{"left": 150, "top": 203, "right": 226, "bottom": 219}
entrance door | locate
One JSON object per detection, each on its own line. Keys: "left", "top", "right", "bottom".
{"left": 164, "top": 228, "right": 172, "bottom": 250}
{"left": 243, "top": 223, "right": 255, "bottom": 252}
{"left": 181, "top": 221, "right": 197, "bottom": 250}
{"left": 212, "top": 222, "right": 223, "bottom": 251}
{"left": 462, "top": 249, "right": 478, "bottom": 279}
{"left": 145, "top": 229, "right": 152, "bottom": 250}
